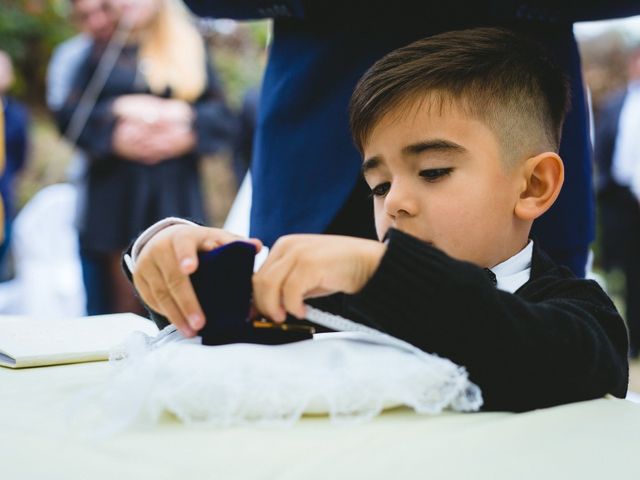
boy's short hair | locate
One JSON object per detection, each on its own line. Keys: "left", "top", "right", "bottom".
{"left": 349, "top": 27, "right": 570, "bottom": 163}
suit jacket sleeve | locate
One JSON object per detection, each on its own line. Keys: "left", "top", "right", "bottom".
{"left": 185, "top": 0, "right": 304, "bottom": 19}
{"left": 185, "top": 0, "right": 640, "bottom": 23}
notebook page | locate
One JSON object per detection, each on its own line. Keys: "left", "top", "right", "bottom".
{"left": 0, "top": 313, "right": 158, "bottom": 368}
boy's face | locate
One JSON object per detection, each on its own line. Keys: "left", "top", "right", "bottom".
{"left": 362, "top": 98, "right": 528, "bottom": 268}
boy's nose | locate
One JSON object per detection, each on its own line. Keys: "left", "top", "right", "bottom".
{"left": 384, "top": 182, "right": 418, "bottom": 219}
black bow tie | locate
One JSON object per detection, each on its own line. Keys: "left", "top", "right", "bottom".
{"left": 484, "top": 268, "right": 497, "bottom": 286}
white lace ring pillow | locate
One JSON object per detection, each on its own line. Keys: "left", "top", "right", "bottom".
{"left": 103, "top": 324, "right": 483, "bottom": 428}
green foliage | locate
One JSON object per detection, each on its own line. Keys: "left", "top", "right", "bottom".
{"left": 0, "top": 2, "right": 269, "bottom": 108}
{"left": 0, "top": 1, "right": 74, "bottom": 103}
{"left": 212, "top": 47, "right": 264, "bottom": 109}
{"left": 207, "top": 20, "right": 270, "bottom": 109}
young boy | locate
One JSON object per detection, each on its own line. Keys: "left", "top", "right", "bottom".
{"left": 126, "top": 28, "right": 629, "bottom": 412}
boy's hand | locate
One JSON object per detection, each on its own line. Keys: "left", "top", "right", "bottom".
{"left": 133, "top": 224, "right": 262, "bottom": 337}
{"left": 252, "top": 234, "right": 386, "bottom": 322}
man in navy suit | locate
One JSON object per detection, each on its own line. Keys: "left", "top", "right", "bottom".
{"left": 595, "top": 44, "right": 640, "bottom": 357}
{"left": 186, "top": 1, "right": 640, "bottom": 278}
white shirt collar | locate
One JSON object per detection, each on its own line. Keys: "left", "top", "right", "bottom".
{"left": 489, "top": 240, "right": 533, "bottom": 293}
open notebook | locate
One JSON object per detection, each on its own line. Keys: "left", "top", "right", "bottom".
{"left": 0, "top": 313, "right": 158, "bottom": 368}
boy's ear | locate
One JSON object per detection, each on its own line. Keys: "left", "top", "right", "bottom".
{"left": 514, "top": 152, "right": 564, "bottom": 221}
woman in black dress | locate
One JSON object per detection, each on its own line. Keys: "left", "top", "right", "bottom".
{"left": 57, "top": 0, "right": 236, "bottom": 314}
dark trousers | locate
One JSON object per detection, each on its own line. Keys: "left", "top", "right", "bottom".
{"left": 624, "top": 250, "right": 640, "bottom": 357}
{"left": 80, "top": 248, "right": 112, "bottom": 315}
{"left": 599, "top": 186, "right": 640, "bottom": 357}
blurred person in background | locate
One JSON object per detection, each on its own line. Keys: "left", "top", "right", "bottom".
{"left": 56, "top": 0, "right": 236, "bottom": 315}
{"left": 0, "top": 50, "right": 29, "bottom": 280}
{"left": 595, "top": 42, "right": 640, "bottom": 359}
{"left": 47, "top": 0, "right": 117, "bottom": 112}
{"left": 46, "top": 0, "right": 118, "bottom": 312}
{"left": 0, "top": 58, "right": 6, "bottom": 249}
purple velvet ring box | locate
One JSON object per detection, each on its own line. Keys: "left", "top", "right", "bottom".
{"left": 190, "top": 241, "right": 314, "bottom": 346}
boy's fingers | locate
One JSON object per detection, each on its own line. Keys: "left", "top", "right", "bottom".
{"left": 168, "top": 276, "right": 205, "bottom": 331}
{"left": 246, "top": 237, "right": 263, "bottom": 253}
{"left": 132, "top": 271, "right": 160, "bottom": 313}
{"left": 136, "top": 275, "right": 171, "bottom": 322}
{"left": 266, "top": 237, "right": 290, "bottom": 264}
{"left": 170, "top": 229, "right": 203, "bottom": 275}
{"left": 171, "top": 228, "right": 263, "bottom": 275}
{"left": 153, "top": 259, "right": 205, "bottom": 331}
{"left": 142, "top": 272, "right": 195, "bottom": 337}
{"left": 137, "top": 224, "right": 266, "bottom": 335}
{"left": 281, "top": 267, "right": 310, "bottom": 319}
{"left": 156, "top": 293, "right": 195, "bottom": 337}
{"left": 253, "top": 256, "right": 293, "bottom": 323}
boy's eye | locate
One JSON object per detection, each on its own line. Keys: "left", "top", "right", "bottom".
{"left": 369, "top": 182, "right": 390, "bottom": 197}
{"left": 419, "top": 168, "right": 453, "bottom": 182}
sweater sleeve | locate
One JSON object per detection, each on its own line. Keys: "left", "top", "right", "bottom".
{"left": 344, "top": 229, "right": 629, "bottom": 411}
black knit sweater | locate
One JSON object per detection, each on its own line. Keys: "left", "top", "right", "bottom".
{"left": 127, "top": 228, "right": 629, "bottom": 412}
{"left": 312, "top": 228, "right": 629, "bottom": 412}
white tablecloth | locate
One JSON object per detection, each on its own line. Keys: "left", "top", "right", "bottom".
{"left": 1, "top": 361, "right": 639, "bottom": 479}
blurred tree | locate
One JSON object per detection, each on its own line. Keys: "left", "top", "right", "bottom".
{"left": 201, "top": 20, "right": 270, "bottom": 108}
{"left": 0, "top": 1, "right": 74, "bottom": 105}
{"left": 578, "top": 30, "right": 630, "bottom": 117}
